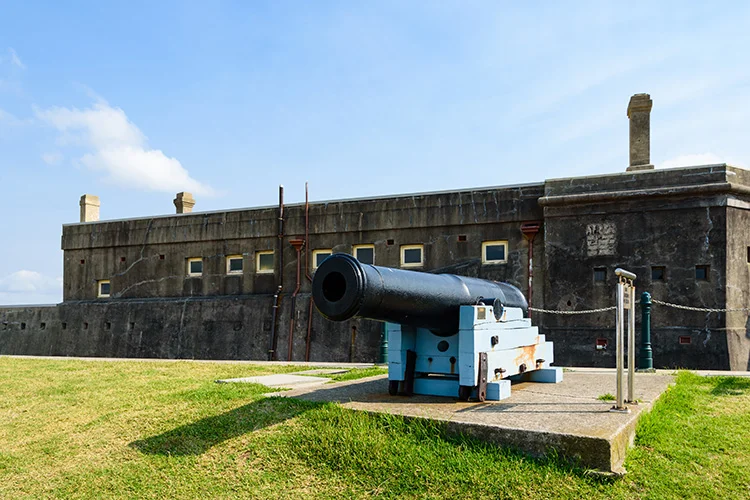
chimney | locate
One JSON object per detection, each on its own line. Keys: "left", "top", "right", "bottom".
{"left": 626, "top": 93, "right": 654, "bottom": 171}
{"left": 174, "top": 192, "right": 195, "bottom": 214}
{"left": 79, "top": 194, "right": 100, "bottom": 222}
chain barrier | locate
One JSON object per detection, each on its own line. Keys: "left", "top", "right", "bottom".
{"left": 530, "top": 301, "right": 750, "bottom": 315}
{"left": 650, "top": 299, "right": 750, "bottom": 313}
{"left": 528, "top": 306, "right": 616, "bottom": 315}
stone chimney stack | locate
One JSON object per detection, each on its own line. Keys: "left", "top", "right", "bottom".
{"left": 79, "top": 194, "right": 100, "bottom": 223}
{"left": 626, "top": 93, "right": 654, "bottom": 171}
{"left": 174, "top": 192, "right": 195, "bottom": 214}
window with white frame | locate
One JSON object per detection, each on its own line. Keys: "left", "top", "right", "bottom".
{"left": 312, "top": 249, "right": 332, "bottom": 270}
{"left": 481, "top": 241, "right": 508, "bottom": 264}
{"left": 256, "top": 251, "right": 274, "bottom": 273}
{"left": 187, "top": 257, "right": 203, "bottom": 276}
{"left": 400, "top": 244, "right": 424, "bottom": 268}
{"left": 98, "top": 280, "right": 111, "bottom": 298}
{"left": 353, "top": 244, "right": 375, "bottom": 265}
{"left": 226, "top": 255, "right": 243, "bottom": 274}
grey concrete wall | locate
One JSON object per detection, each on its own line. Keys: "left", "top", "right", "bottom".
{"left": 540, "top": 166, "right": 734, "bottom": 369}
{"left": 4, "top": 165, "right": 750, "bottom": 369}
{"left": 725, "top": 204, "right": 750, "bottom": 371}
{"left": 62, "top": 184, "right": 545, "bottom": 302}
{"left": 0, "top": 295, "right": 381, "bottom": 363}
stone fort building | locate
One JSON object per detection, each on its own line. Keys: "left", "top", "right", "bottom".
{"left": 1, "top": 94, "right": 749, "bottom": 371}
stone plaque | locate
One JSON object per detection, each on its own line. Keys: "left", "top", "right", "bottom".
{"left": 586, "top": 222, "right": 617, "bottom": 256}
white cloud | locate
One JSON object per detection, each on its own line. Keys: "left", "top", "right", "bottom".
{"left": 8, "top": 48, "right": 25, "bottom": 70}
{"left": 41, "top": 151, "right": 63, "bottom": 165}
{"left": 0, "top": 269, "right": 62, "bottom": 299}
{"left": 658, "top": 153, "right": 746, "bottom": 170}
{"left": 35, "top": 99, "right": 214, "bottom": 195}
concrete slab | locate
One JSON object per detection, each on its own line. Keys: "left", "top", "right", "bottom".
{"left": 281, "top": 371, "right": 674, "bottom": 474}
{"left": 216, "top": 374, "right": 331, "bottom": 390}
{"left": 292, "top": 369, "right": 351, "bottom": 376}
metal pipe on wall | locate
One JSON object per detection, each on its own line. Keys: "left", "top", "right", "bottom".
{"left": 267, "top": 185, "right": 285, "bottom": 361}
{"left": 520, "top": 222, "right": 541, "bottom": 319}
{"left": 304, "top": 182, "right": 314, "bottom": 362}
{"left": 288, "top": 239, "right": 304, "bottom": 361}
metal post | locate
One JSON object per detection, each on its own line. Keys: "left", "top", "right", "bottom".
{"left": 615, "top": 280, "right": 624, "bottom": 409}
{"left": 627, "top": 283, "right": 636, "bottom": 404}
{"left": 638, "top": 291, "right": 654, "bottom": 372}
{"left": 612, "top": 268, "right": 635, "bottom": 413}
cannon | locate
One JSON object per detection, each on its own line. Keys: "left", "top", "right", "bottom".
{"left": 313, "top": 253, "right": 562, "bottom": 401}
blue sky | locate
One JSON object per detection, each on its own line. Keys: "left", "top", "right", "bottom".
{"left": 1, "top": 1, "right": 749, "bottom": 304}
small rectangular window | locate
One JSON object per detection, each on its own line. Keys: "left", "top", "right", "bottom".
{"left": 105, "top": 322, "right": 111, "bottom": 330}
{"left": 40, "top": 323, "right": 46, "bottom": 330}
{"left": 386, "top": 239, "right": 395, "bottom": 246}
{"left": 458, "top": 234, "right": 467, "bottom": 242}
{"left": 482, "top": 241, "right": 508, "bottom": 264}
{"left": 400, "top": 244, "right": 424, "bottom": 268}
{"left": 747, "top": 246, "right": 750, "bottom": 264}
{"left": 256, "top": 251, "right": 274, "bottom": 273}
{"left": 159, "top": 254, "right": 165, "bottom": 260}
{"left": 61, "top": 322, "right": 67, "bottom": 330}
{"left": 20, "top": 322, "right": 26, "bottom": 330}
{"left": 226, "top": 255, "right": 243, "bottom": 274}
{"left": 353, "top": 245, "right": 375, "bottom": 265}
{"left": 651, "top": 266, "right": 665, "bottom": 281}
{"left": 596, "top": 338, "right": 608, "bottom": 350}
{"left": 593, "top": 268, "right": 606, "bottom": 282}
{"left": 313, "top": 249, "right": 333, "bottom": 269}
{"left": 98, "top": 280, "right": 111, "bottom": 298}
{"left": 679, "top": 336, "right": 692, "bottom": 345}
{"left": 120, "top": 256, "right": 126, "bottom": 263}
{"left": 695, "top": 265, "right": 709, "bottom": 281}
{"left": 187, "top": 258, "right": 203, "bottom": 276}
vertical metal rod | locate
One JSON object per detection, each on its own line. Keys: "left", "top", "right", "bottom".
{"left": 304, "top": 182, "right": 314, "bottom": 362}
{"left": 616, "top": 281, "right": 624, "bottom": 409}
{"left": 627, "top": 284, "right": 636, "bottom": 403}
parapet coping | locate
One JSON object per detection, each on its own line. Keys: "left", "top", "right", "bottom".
{"left": 545, "top": 162, "right": 731, "bottom": 183}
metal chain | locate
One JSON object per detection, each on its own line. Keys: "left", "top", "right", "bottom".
{"left": 529, "top": 300, "right": 750, "bottom": 315}
{"left": 528, "top": 306, "right": 616, "bottom": 315}
{"left": 651, "top": 299, "right": 750, "bottom": 313}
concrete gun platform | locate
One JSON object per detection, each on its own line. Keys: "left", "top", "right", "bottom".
{"left": 281, "top": 369, "right": 675, "bottom": 474}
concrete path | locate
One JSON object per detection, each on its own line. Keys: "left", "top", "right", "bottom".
{"left": 216, "top": 374, "right": 332, "bottom": 390}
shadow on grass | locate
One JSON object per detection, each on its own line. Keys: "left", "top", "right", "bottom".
{"left": 130, "top": 397, "right": 321, "bottom": 456}
{"left": 710, "top": 376, "right": 750, "bottom": 396}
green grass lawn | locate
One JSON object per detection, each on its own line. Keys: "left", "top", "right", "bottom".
{"left": 0, "top": 358, "right": 748, "bottom": 499}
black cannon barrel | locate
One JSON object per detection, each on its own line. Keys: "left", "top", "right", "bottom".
{"left": 312, "top": 253, "right": 528, "bottom": 335}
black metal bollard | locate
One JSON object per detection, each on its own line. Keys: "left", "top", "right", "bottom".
{"left": 638, "top": 291, "right": 655, "bottom": 372}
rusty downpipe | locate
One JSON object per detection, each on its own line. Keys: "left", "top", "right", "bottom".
{"left": 268, "top": 185, "right": 285, "bottom": 361}
{"left": 304, "top": 182, "right": 315, "bottom": 361}
{"left": 521, "top": 222, "right": 541, "bottom": 319}
{"left": 287, "top": 238, "right": 305, "bottom": 361}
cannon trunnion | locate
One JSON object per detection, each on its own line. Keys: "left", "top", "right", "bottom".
{"left": 312, "top": 254, "right": 562, "bottom": 401}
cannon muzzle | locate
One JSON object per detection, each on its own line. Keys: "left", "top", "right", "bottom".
{"left": 312, "top": 253, "right": 527, "bottom": 335}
